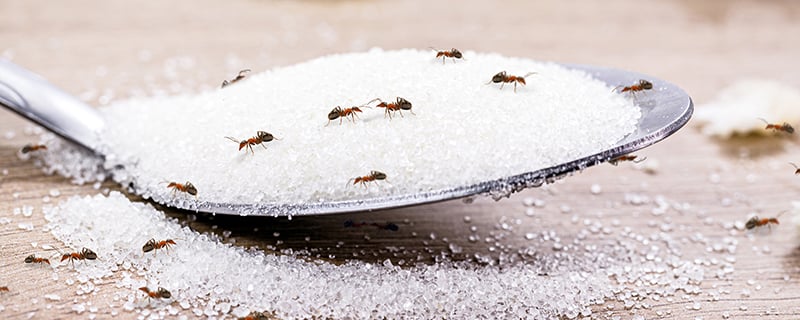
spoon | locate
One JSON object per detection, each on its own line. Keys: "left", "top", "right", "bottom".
{"left": 0, "top": 59, "right": 693, "bottom": 216}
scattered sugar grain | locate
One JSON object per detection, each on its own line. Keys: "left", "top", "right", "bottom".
{"left": 44, "top": 294, "right": 61, "bottom": 301}
{"left": 18, "top": 223, "right": 34, "bottom": 231}
{"left": 40, "top": 49, "right": 639, "bottom": 215}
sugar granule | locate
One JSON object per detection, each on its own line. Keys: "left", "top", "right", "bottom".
{"left": 78, "top": 48, "right": 639, "bottom": 211}
{"left": 44, "top": 192, "right": 615, "bottom": 319}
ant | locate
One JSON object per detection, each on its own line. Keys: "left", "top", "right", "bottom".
{"left": 758, "top": 118, "right": 795, "bottom": 134}
{"left": 367, "top": 97, "right": 414, "bottom": 119}
{"left": 344, "top": 220, "right": 399, "bottom": 231}
{"left": 790, "top": 163, "right": 800, "bottom": 175}
{"left": 745, "top": 211, "right": 786, "bottom": 230}
{"left": 60, "top": 247, "right": 97, "bottom": 266}
{"left": 430, "top": 47, "right": 463, "bottom": 64}
{"left": 24, "top": 254, "right": 50, "bottom": 265}
{"left": 221, "top": 69, "right": 251, "bottom": 88}
{"left": 327, "top": 106, "right": 366, "bottom": 126}
{"left": 349, "top": 170, "right": 387, "bottom": 187}
{"left": 613, "top": 80, "right": 653, "bottom": 99}
{"left": 21, "top": 144, "right": 47, "bottom": 154}
{"left": 165, "top": 181, "right": 198, "bottom": 197}
{"left": 608, "top": 154, "right": 647, "bottom": 166}
{"left": 487, "top": 71, "right": 537, "bottom": 92}
{"left": 239, "top": 311, "right": 275, "bottom": 320}
{"left": 139, "top": 287, "right": 172, "bottom": 300}
{"left": 142, "top": 238, "right": 177, "bottom": 255}
{"left": 226, "top": 131, "right": 276, "bottom": 154}
{"left": 0, "top": 286, "right": 8, "bottom": 292}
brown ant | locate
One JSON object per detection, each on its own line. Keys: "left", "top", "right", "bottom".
{"left": 239, "top": 311, "right": 276, "bottom": 320}
{"left": 758, "top": 118, "right": 795, "bottom": 134}
{"left": 327, "top": 106, "right": 366, "bottom": 126}
{"left": 142, "top": 238, "right": 177, "bottom": 255}
{"left": 0, "top": 286, "right": 8, "bottom": 292}
{"left": 225, "top": 131, "right": 276, "bottom": 154}
{"left": 221, "top": 69, "right": 251, "bottom": 88}
{"left": 745, "top": 211, "right": 786, "bottom": 230}
{"left": 139, "top": 287, "right": 172, "bottom": 300}
{"left": 349, "top": 170, "right": 387, "bottom": 187}
{"left": 430, "top": 47, "right": 463, "bottom": 64}
{"left": 487, "top": 71, "right": 537, "bottom": 92}
{"left": 613, "top": 80, "right": 653, "bottom": 99}
{"left": 165, "top": 181, "right": 198, "bottom": 197}
{"left": 609, "top": 154, "right": 647, "bottom": 166}
{"left": 21, "top": 144, "right": 47, "bottom": 154}
{"left": 60, "top": 247, "right": 97, "bottom": 266}
{"left": 790, "top": 163, "right": 800, "bottom": 175}
{"left": 367, "top": 97, "right": 414, "bottom": 119}
{"left": 24, "top": 254, "right": 50, "bottom": 265}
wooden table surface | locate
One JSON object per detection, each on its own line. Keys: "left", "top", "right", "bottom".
{"left": 2, "top": 0, "right": 800, "bottom": 318}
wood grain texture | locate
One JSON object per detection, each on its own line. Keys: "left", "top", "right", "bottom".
{"left": 2, "top": 0, "right": 800, "bottom": 318}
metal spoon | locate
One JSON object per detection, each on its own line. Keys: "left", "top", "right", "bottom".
{"left": 0, "top": 59, "right": 692, "bottom": 216}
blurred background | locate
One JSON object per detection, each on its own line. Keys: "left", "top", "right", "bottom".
{"left": 2, "top": 0, "right": 800, "bottom": 318}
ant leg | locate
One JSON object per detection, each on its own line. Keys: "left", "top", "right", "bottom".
{"left": 500, "top": 82, "right": 505, "bottom": 90}
{"left": 513, "top": 82, "right": 517, "bottom": 93}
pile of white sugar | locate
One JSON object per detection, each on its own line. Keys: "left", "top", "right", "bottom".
{"left": 95, "top": 49, "right": 639, "bottom": 209}
{"left": 44, "top": 192, "right": 612, "bottom": 319}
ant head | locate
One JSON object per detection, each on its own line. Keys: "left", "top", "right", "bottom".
{"left": 397, "top": 97, "right": 412, "bottom": 110}
{"left": 142, "top": 242, "right": 155, "bottom": 253}
{"left": 158, "top": 287, "right": 172, "bottom": 299}
{"left": 785, "top": 124, "right": 795, "bottom": 134}
{"left": 745, "top": 217, "right": 758, "bottom": 230}
{"left": 83, "top": 248, "right": 98, "bottom": 260}
{"left": 491, "top": 71, "right": 507, "bottom": 83}
{"left": 24, "top": 255, "right": 35, "bottom": 263}
{"left": 328, "top": 108, "right": 341, "bottom": 120}
{"left": 451, "top": 49, "right": 462, "bottom": 58}
{"left": 640, "top": 80, "right": 653, "bottom": 90}
{"left": 257, "top": 131, "right": 274, "bottom": 142}
{"left": 372, "top": 171, "right": 387, "bottom": 180}
{"left": 185, "top": 183, "right": 198, "bottom": 196}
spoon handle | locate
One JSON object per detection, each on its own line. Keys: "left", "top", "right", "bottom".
{"left": 0, "top": 59, "right": 104, "bottom": 153}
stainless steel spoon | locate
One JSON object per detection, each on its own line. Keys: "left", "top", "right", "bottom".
{"left": 0, "top": 59, "right": 692, "bottom": 216}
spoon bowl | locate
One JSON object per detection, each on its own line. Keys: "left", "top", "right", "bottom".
{"left": 0, "top": 59, "right": 692, "bottom": 216}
